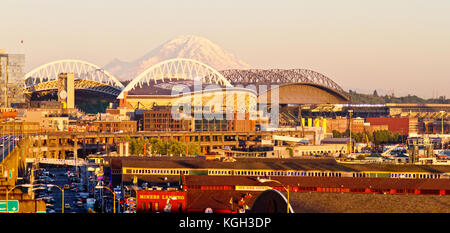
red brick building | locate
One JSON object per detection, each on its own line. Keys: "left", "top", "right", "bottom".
{"left": 366, "top": 117, "right": 415, "bottom": 135}
{"left": 142, "top": 107, "right": 191, "bottom": 131}
{"left": 326, "top": 117, "right": 388, "bottom": 133}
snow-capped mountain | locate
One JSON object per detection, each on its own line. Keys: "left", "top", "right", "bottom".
{"left": 104, "top": 35, "right": 252, "bottom": 81}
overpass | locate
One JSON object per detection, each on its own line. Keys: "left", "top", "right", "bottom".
{"left": 25, "top": 157, "right": 88, "bottom": 166}
{"left": 27, "top": 129, "right": 318, "bottom": 160}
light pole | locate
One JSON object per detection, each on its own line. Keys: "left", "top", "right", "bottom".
{"left": 7, "top": 121, "right": 10, "bottom": 156}
{"left": 46, "top": 184, "right": 65, "bottom": 213}
{"left": 348, "top": 110, "right": 353, "bottom": 154}
{"left": 257, "top": 178, "right": 292, "bottom": 213}
{"left": 6, "top": 184, "right": 35, "bottom": 213}
{"left": 95, "top": 185, "right": 115, "bottom": 213}
{"left": 2, "top": 121, "right": 4, "bottom": 162}
{"left": 440, "top": 111, "right": 445, "bottom": 150}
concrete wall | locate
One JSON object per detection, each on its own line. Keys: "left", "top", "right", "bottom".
{"left": 275, "top": 144, "right": 348, "bottom": 157}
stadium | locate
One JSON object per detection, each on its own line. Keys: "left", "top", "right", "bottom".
{"left": 23, "top": 58, "right": 349, "bottom": 114}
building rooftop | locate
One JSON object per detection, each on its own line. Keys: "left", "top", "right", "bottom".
{"left": 186, "top": 190, "right": 258, "bottom": 212}
{"left": 321, "top": 138, "right": 355, "bottom": 144}
{"left": 109, "top": 156, "right": 450, "bottom": 173}
{"left": 121, "top": 174, "right": 450, "bottom": 191}
{"left": 288, "top": 192, "right": 450, "bottom": 213}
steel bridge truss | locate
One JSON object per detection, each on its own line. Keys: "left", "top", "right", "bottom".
{"left": 220, "top": 69, "right": 346, "bottom": 93}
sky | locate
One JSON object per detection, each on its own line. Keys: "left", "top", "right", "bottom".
{"left": 1, "top": 0, "right": 449, "bottom": 98}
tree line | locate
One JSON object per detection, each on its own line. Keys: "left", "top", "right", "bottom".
{"left": 332, "top": 129, "right": 406, "bottom": 144}
{"left": 118, "top": 136, "right": 203, "bottom": 156}
{"left": 347, "top": 90, "right": 449, "bottom": 104}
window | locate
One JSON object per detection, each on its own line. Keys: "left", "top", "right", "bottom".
{"left": 154, "top": 203, "right": 159, "bottom": 211}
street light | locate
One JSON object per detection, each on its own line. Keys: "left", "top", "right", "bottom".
{"left": 46, "top": 184, "right": 65, "bottom": 213}
{"left": 348, "top": 110, "right": 353, "bottom": 154}
{"left": 6, "top": 184, "right": 34, "bottom": 213}
{"left": 95, "top": 185, "right": 115, "bottom": 213}
{"left": 257, "top": 178, "right": 292, "bottom": 213}
{"left": 440, "top": 111, "right": 445, "bottom": 150}
{"left": 1, "top": 121, "right": 4, "bottom": 162}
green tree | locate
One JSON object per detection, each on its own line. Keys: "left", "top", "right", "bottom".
{"left": 167, "top": 140, "right": 187, "bottom": 156}
{"left": 152, "top": 139, "right": 168, "bottom": 155}
{"left": 332, "top": 130, "right": 342, "bottom": 138}
{"left": 120, "top": 137, "right": 204, "bottom": 156}
{"left": 286, "top": 147, "right": 294, "bottom": 157}
{"left": 187, "top": 142, "right": 202, "bottom": 156}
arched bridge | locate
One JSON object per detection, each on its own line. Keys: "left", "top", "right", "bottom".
{"left": 24, "top": 59, "right": 124, "bottom": 96}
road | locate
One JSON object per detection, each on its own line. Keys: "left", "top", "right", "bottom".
{"left": 38, "top": 166, "right": 89, "bottom": 213}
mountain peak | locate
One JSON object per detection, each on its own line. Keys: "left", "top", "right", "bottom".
{"left": 104, "top": 35, "right": 252, "bottom": 81}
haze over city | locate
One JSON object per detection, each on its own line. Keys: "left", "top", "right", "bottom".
{"left": 2, "top": 0, "right": 450, "bottom": 220}
{"left": 2, "top": 0, "right": 450, "bottom": 98}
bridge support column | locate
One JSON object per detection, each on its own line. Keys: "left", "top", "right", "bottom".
{"left": 74, "top": 138, "right": 78, "bottom": 175}
{"left": 60, "top": 150, "right": 66, "bottom": 160}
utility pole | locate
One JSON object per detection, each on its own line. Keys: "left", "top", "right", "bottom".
{"left": 441, "top": 111, "right": 445, "bottom": 149}
{"left": 0, "top": 56, "right": 2, "bottom": 107}
{"left": 348, "top": 109, "right": 353, "bottom": 154}
{"left": 4, "top": 56, "right": 8, "bottom": 108}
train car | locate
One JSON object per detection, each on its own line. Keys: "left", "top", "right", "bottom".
{"left": 121, "top": 167, "right": 450, "bottom": 180}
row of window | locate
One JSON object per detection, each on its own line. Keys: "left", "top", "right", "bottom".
{"left": 233, "top": 170, "right": 344, "bottom": 177}
{"left": 390, "top": 173, "right": 443, "bottom": 179}
{"left": 126, "top": 169, "right": 190, "bottom": 175}
{"left": 124, "top": 168, "right": 448, "bottom": 180}
{"left": 208, "top": 170, "right": 231, "bottom": 175}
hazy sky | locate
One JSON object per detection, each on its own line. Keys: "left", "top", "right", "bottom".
{"left": 1, "top": 0, "right": 449, "bottom": 98}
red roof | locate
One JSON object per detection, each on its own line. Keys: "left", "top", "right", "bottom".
{"left": 184, "top": 175, "right": 450, "bottom": 190}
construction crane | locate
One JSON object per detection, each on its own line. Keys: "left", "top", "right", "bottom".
{"left": 381, "top": 144, "right": 401, "bottom": 157}
{"left": 366, "top": 134, "right": 371, "bottom": 149}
